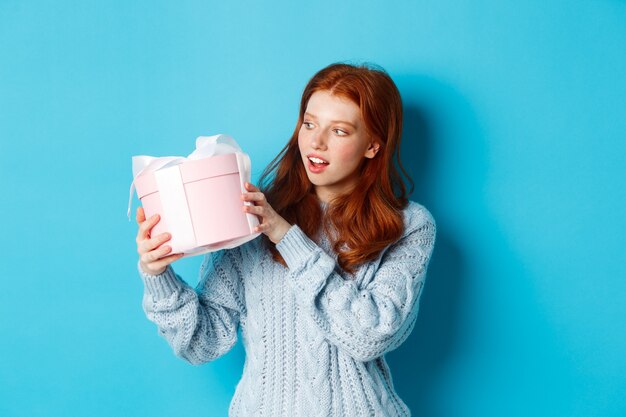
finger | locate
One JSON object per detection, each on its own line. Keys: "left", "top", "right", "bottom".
{"left": 149, "top": 255, "right": 183, "bottom": 272}
{"left": 138, "top": 212, "right": 157, "bottom": 231}
{"left": 139, "top": 232, "right": 172, "bottom": 254}
{"left": 152, "top": 244, "right": 173, "bottom": 261}
{"left": 141, "top": 244, "right": 172, "bottom": 264}
{"left": 138, "top": 214, "right": 160, "bottom": 240}
{"left": 241, "top": 192, "right": 266, "bottom": 203}
{"left": 136, "top": 207, "right": 146, "bottom": 223}
{"left": 243, "top": 205, "right": 264, "bottom": 216}
{"left": 150, "top": 252, "right": 185, "bottom": 271}
{"left": 254, "top": 222, "right": 268, "bottom": 233}
{"left": 245, "top": 182, "right": 260, "bottom": 192}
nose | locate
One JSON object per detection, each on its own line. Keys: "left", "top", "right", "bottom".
{"left": 310, "top": 130, "right": 327, "bottom": 151}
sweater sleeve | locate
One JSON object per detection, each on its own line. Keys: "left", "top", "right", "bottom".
{"left": 139, "top": 246, "right": 247, "bottom": 365}
{"left": 275, "top": 206, "right": 436, "bottom": 362}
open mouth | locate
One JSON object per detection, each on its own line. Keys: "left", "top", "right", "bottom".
{"left": 306, "top": 155, "right": 329, "bottom": 173}
{"left": 308, "top": 156, "right": 329, "bottom": 166}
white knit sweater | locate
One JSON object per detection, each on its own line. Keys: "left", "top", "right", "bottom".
{"left": 139, "top": 201, "right": 436, "bottom": 417}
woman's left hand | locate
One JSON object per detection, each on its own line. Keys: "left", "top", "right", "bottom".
{"left": 241, "top": 182, "right": 292, "bottom": 244}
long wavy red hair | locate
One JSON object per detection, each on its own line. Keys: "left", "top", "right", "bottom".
{"left": 259, "top": 62, "right": 412, "bottom": 274}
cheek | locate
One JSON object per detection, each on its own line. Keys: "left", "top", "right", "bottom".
{"left": 297, "top": 128, "right": 307, "bottom": 151}
{"left": 334, "top": 143, "right": 363, "bottom": 165}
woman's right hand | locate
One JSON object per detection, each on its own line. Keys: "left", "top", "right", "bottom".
{"left": 136, "top": 207, "right": 185, "bottom": 275}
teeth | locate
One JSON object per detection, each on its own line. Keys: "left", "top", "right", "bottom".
{"left": 309, "top": 157, "right": 328, "bottom": 164}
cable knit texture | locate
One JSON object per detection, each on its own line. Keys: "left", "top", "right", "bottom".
{"left": 139, "top": 201, "right": 436, "bottom": 417}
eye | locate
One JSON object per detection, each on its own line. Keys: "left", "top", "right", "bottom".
{"left": 302, "top": 121, "right": 314, "bottom": 129}
{"left": 333, "top": 128, "right": 348, "bottom": 136}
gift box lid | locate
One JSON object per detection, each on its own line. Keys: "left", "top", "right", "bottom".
{"left": 134, "top": 153, "right": 240, "bottom": 199}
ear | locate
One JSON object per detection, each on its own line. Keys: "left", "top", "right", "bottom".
{"left": 364, "top": 141, "right": 380, "bottom": 159}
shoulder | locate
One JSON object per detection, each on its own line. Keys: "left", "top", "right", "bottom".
{"left": 400, "top": 200, "right": 436, "bottom": 238}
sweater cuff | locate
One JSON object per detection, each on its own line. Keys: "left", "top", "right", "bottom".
{"left": 275, "top": 224, "right": 319, "bottom": 271}
{"left": 137, "top": 261, "right": 185, "bottom": 300}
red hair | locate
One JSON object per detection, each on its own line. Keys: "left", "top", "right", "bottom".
{"left": 259, "top": 62, "right": 412, "bottom": 274}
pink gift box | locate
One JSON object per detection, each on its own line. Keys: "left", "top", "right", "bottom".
{"left": 130, "top": 136, "right": 260, "bottom": 258}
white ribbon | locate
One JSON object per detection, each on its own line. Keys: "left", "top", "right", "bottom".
{"left": 153, "top": 165, "right": 197, "bottom": 251}
{"left": 127, "top": 134, "right": 244, "bottom": 220}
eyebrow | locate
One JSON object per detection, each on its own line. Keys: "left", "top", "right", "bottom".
{"left": 304, "top": 112, "right": 357, "bottom": 129}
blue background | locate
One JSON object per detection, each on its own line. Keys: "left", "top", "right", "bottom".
{"left": 1, "top": 1, "right": 625, "bottom": 416}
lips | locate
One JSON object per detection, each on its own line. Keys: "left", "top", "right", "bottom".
{"left": 306, "top": 153, "right": 329, "bottom": 173}
{"left": 307, "top": 154, "right": 329, "bottom": 165}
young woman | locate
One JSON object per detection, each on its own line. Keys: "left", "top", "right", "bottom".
{"left": 135, "top": 62, "right": 436, "bottom": 417}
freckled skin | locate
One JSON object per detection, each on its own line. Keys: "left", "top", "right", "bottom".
{"left": 298, "top": 90, "right": 379, "bottom": 203}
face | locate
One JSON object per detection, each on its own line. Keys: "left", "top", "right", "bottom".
{"left": 298, "top": 90, "right": 379, "bottom": 203}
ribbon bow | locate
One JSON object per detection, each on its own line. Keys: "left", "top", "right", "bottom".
{"left": 126, "top": 134, "right": 244, "bottom": 220}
